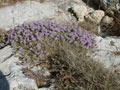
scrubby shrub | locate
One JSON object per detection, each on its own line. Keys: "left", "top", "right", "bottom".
{"left": 1, "top": 21, "right": 120, "bottom": 90}
{"left": 0, "top": 21, "right": 93, "bottom": 65}
{"left": 45, "top": 40, "right": 120, "bottom": 90}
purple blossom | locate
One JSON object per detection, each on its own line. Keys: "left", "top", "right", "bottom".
{"left": 37, "top": 36, "right": 42, "bottom": 41}
{"left": 74, "top": 41, "right": 79, "bottom": 46}
{"left": 0, "top": 21, "right": 93, "bottom": 52}
{"left": 36, "top": 43, "right": 41, "bottom": 49}
{"left": 29, "top": 47, "right": 33, "bottom": 51}
{"left": 36, "top": 52, "right": 40, "bottom": 56}
{"left": 31, "top": 35, "right": 36, "bottom": 41}
{"left": 18, "top": 48, "right": 22, "bottom": 51}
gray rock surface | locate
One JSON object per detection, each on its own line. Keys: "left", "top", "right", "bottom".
{"left": 0, "top": 1, "right": 57, "bottom": 31}
{"left": 101, "top": 15, "right": 114, "bottom": 25}
{"left": 0, "top": 0, "right": 75, "bottom": 31}
{"left": 85, "top": 10, "right": 105, "bottom": 24}
{"left": 0, "top": 46, "right": 38, "bottom": 90}
{"left": 90, "top": 36, "right": 120, "bottom": 72}
{"left": 72, "top": 4, "right": 88, "bottom": 22}
{"left": 99, "top": 15, "right": 115, "bottom": 36}
{"left": 0, "top": 46, "right": 53, "bottom": 90}
{"left": 0, "top": 0, "right": 87, "bottom": 31}
{"left": 0, "top": 46, "right": 13, "bottom": 63}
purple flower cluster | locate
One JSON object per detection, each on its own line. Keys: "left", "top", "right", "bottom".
{"left": 0, "top": 21, "right": 93, "bottom": 58}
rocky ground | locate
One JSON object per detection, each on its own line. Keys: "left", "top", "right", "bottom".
{"left": 0, "top": 0, "right": 120, "bottom": 90}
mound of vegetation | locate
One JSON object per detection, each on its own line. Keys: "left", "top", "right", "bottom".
{"left": 45, "top": 40, "right": 120, "bottom": 90}
{"left": 0, "top": 21, "right": 92, "bottom": 65}
{"left": 0, "top": 21, "right": 120, "bottom": 90}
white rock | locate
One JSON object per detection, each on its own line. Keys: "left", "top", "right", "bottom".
{"left": 0, "top": 1, "right": 58, "bottom": 31}
{"left": 0, "top": 46, "right": 52, "bottom": 90}
{"left": 88, "top": 8, "right": 94, "bottom": 14}
{"left": 0, "top": 52, "right": 37, "bottom": 90}
{"left": 85, "top": 10, "right": 105, "bottom": 24}
{"left": 72, "top": 4, "right": 88, "bottom": 22}
{"left": 90, "top": 36, "right": 120, "bottom": 71}
{"left": 0, "top": 46, "right": 13, "bottom": 63}
{"left": 0, "top": 0, "right": 73, "bottom": 31}
{"left": 101, "top": 16, "right": 114, "bottom": 24}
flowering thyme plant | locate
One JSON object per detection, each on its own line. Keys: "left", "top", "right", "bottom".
{"left": 1, "top": 21, "right": 119, "bottom": 90}
{"left": 0, "top": 21, "right": 93, "bottom": 65}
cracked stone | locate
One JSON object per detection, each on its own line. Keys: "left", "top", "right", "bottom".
{"left": 89, "top": 36, "right": 120, "bottom": 71}
{"left": 85, "top": 10, "right": 105, "bottom": 24}
{"left": 72, "top": 4, "right": 88, "bottom": 22}
{"left": 0, "top": 46, "right": 13, "bottom": 63}
{"left": 0, "top": 1, "right": 58, "bottom": 31}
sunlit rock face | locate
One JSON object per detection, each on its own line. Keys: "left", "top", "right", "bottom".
{"left": 89, "top": 36, "right": 120, "bottom": 71}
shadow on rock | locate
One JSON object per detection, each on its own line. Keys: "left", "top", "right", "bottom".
{"left": 0, "top": 71, "right": 9, "bottom": 90}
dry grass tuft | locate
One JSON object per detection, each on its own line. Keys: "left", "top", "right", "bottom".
{"left": 40, "top": 0, "right": 44, "bottom": 3}
{"left": 0, "top": 0, "right": 45, "bottom": 8}
{"left": 0, "top": 29, "right": 6, "bottom": 46}
{"left": 78, "top": 21, "right": 99, "bottom": 35}
{"left": 0, "top": 0, "right": 25, "bottom": 7}
{"left": 32, "top": 38, "right": 120, "bottom": 90}
{"left": 22, "top": 67, "right": 51, "bottom": 88}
